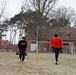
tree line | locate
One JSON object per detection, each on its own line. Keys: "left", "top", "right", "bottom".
{"left": 0, "top": 0, "right": 76, "bottom": 41}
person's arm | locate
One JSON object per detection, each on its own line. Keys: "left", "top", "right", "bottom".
{"left": 18, "top": 41, "right": 20, "bottom": 47}
{"left": 25, "top": 41, "right": 27, "bottom": 51}
{"left": 16, "top": 41, "right": 20, "bottom": 55}
{"left": 59, "top": 38, "right": 63, "bottom": 53}
{"left": 50, "top": 38, "right": 53, "bottom": 47}
{"left": 17, "top": 41, "right": 20, "bottom": 51}
{"left": 60, "top": 38, "right": 62, "bottom": 48}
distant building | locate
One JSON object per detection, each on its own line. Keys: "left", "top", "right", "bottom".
{"left": 0, "top": 40, "right": 17, "bottom": 51}
{"left": 0, "top": 40, "right": 10, "bottom": 46}
{"left": 25, "top": 27, "right": 76, "bottom": 54}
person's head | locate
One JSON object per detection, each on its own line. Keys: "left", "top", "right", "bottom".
{"left": 22, "top": 37, "right": 25, "bottom": 40}
{"left": 54, "top": 34, "right": 58, "bottom": 37}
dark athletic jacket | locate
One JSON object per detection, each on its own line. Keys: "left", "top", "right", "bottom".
{"left": 18, "top": 40, "right": 27, "bottom": 50}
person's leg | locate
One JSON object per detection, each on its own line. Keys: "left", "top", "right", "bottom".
{"left": 19, "top": 50, "right": 22, "bottom": 62}
{"left": 54, "top": 48, "right": 57, "bottom": 62}
{"left": 22, "top": 50, "right": 25, "bottom": 62}
{"left": 56, "top": 49, "right": 60, "bottom": 62}
{"left": 54, "top": 48, "right": 59, "bottom": 64}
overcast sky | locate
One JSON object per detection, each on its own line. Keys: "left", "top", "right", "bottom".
{"left": 5, "top": 0, "right": 76, "bottom": 19}
{"left": 5, "top": 0, "right": 23, "bottom": 18}
{"left": 57, "top": 0, "right": 76, "bottom": 10}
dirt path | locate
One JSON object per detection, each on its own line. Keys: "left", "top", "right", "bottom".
{"left": 0, "top": 52, "right": 76, "bottom": 75}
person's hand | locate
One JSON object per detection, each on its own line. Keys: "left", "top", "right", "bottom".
{"left": 16, "top": 51, "right": 19, "bottom": 55}
{"left": 60, "top": 48, "right": 63, "bottom": 53}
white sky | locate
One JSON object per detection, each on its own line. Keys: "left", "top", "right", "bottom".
{"left": 58, "top": 0, "right": 76, "bottom": 11}
{"left": 2, "top": 0, "right": 76, "bottom": 44}
{"left": 4, "top": 0, "right": 76, "bottom": 18}
{"left": 4, "top": 0, "right": 23, "bottom": 18}
{"left": 58, "top": 0, "right": 76, "bottom": 7}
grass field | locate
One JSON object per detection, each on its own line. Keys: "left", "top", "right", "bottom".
{"left": 0, "top": 52, "right": 76, "bottom": 75}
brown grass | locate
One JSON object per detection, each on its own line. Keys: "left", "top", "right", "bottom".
{"left": 0, "top": 52, "right": 76, "bottom": 75}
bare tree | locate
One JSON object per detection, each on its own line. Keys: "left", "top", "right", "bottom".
{"left": 52, "top": 6, "right": 75, "bottom": 25}
{"left": 22, "top": 0, "right": 58, "bottom": 40}
{"left": 9, "top": 0, "right": 76, "bottom": 41}
{"left": 49, "top": 6, "right": 76, "bottom": 34}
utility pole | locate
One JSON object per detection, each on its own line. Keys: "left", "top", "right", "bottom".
{"left": 36, "top": 26, "right": 39, "bottom": 53}
{"left": 36, "top": 0, "right": 40, "bottom": 53}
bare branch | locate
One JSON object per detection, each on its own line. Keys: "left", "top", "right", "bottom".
{"left": 0, "top": 0, "right": 7, "bottom": 19}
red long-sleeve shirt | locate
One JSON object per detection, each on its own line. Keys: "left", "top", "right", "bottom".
{"left": 50, "top": 36, "right": 62, "bottom": 48}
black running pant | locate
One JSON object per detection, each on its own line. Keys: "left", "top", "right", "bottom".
{"left": 54, "top": 48, "right": 60, "bottom": 62}
{"left": 19, "top": 49, "right": 25, "bottom": 61}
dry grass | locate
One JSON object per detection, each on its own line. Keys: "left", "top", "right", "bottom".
{"left": 0, "top": 52, "right": 76, "bottom": 75}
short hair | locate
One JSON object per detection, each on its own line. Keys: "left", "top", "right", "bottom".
{"left": 54, "top": 34, "right": 58, "bottom": 37}
{"left": 22, "top": 37, "right": 25, "bottom": 39}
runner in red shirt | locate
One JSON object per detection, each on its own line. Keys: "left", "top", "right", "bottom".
{"left": 50, "top": 34, "right": 62, "bottom": 65}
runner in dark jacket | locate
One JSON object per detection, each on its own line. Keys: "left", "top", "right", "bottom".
{"left": 18, "top": 37, "right": 27, "bottom": 62}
